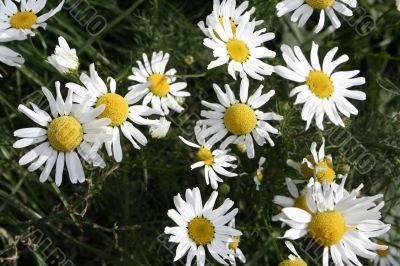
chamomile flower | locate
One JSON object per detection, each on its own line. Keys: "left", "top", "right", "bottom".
{"left": 275, "top": 42, "right": 366, "bottom": 130}
{"left": 276, "top": 0, "right": 358, "bottom": 33}
{"left": 48, "top": 36, "right": 79, "bottom": 75}
{"left": 164, "top": 187, "right": 242, "bottom": 266}
{"left": 253, "top": 156, "right": 266, "bottom": 191}
{"left": 179, "top": 126, "right": 237, "bottom": 190}
{"left": 373, "top": 235, "right": 400, "bottom": 266}
{"left": 198, "top": 0, "right": 263, "bottom": 38}
{"left": 149, "top": 116, "right": 171, "bottom": 139}
{"left": 278, "top": 241, "right": 307, "bottom": 266}
{"left": 127, "top": 51, "right": 190, "bottom": 115}
{"left": 0, "top": 0, "right": 64, "bottom": 42}
{"left": 203, "top": 10, "right": 275, "bottom": 80}
{"left": 66, "top": 64, "right": 161, "bottom": 162}
{"left": 13, "top": 82, "right": 110, "bottom": 186}
{"left": 0, "top": 45, "right": 24, "bottom": 75}
{"left": 272, "top": 178, "right": 310, "bottom": 222}
{"left": 197, "top": 78, "right": 283, "bottom": 159}
{"left": 287, "top": 138, "right": 336, "bottom": 183}
{"left": 279, "top": 176, "right": 391, "bottom": 266}
{"left": 227, "top": 219, "right": 246, "bottom": 265}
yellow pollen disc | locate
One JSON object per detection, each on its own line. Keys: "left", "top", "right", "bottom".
{"left": 10, "top": 11, "right": 37, "bottom": 29}
{"left": 315, "top": 161, "right": 336, "bottom": 183}
{"left": 377, "top": 241, "right": 390, "bottom": 257}
{"left": 256, "top": 171, "right": 264, "bottom": 182}
{"left": 305, "top": 0, "right": 335, "bottom": 9}
{"left": 96, "top": 93, "right": 129, "bottom": 126}
{"left": 229, "top": 236, "right": 240, "bottom": 250}
{"left": 226, "top": 39, "right": 250, "bottom": 63}
{"left": 308, "top": 211, "right": 345, "bottom": 247}
{"left": 47, "top": 116, "right": 83, "bottom": 152}
{"left": 295, "top": 194, "right": 311, "bottom": 213}
{"left": 197, "top": 146, "right": 214, "bottom": 166}
{"left": 187, "top": 217, "right": 215, "bottom": 245}
{"left": 224, "top": 103, "right": 257, "bottom": 135}
{"left": 147, "top": 74, "right": 170, "bottom": 97}
{"left": 307, "top": 71, "right": 334, "bottom": 99}
{"left": 213, "top": 16, "right": 237, "bottom": 40}
{"left": 278, "top": 258, "right": 308, "bottom": 266}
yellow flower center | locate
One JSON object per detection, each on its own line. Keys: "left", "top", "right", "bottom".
{"left": 295, "top": 194, "right": 311, "bottom": 213}
{"left": 377, "top": 241, "right": 390, "bottom": 257}
{"left": 278, "top": 258, "right": 308, "bottom": 266}
{"left": 300, "top": 155, "right": 334, "bottom": 180}
{"left": 315, "top": 161, "right": 336, "bottom": 183}
{"left": 213, "top": 16, "right": 237, "bottom": 40}
{"left": 226, "top": 39, "right": 249, "bottom": 63}
{"left": 147, "top": 74, "right": 170, "bottom": 97}
{"left": 47, "top": 116, "right": 83, "bottom": 152}
{"left": 308, "top": 211, "right": 345, "bottom": 247}
{"left": 306, "top": 71, "right": 334, "bottom": 99}
{"left": 256, "top": 170, "right": 264, "bottom": 182}
{"left": 10, "top": 11, "right": 38, "bottom": 29}
{"left": 187, "top": 217, "right": 215, "bottom": 245}
{"left": 196, "top": 146, "right": 214, "bottom": 166}
{"left": 96, "top": 93, "right": 129, "bottom": 126}
{"left": 224, "top": 103, "right": 257, "bottom": 135}
{"left": 305, "top": 0, "right": 335, "bottom": 9}
{"left": 229, "top": 236, "right": 240, "bottom": 250}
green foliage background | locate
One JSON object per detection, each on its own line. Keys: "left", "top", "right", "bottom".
{"left": 0, "top": 0, "right": 399, "bottom": 265}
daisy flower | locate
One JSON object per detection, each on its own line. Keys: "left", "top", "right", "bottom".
{"left": 127, "top": 51, "right": 190, "bottom": 115}
{"left": 13, "top": 82, "right": 110, "bottom": 186}
{"left": 203, "top": 10, "right": 276, "bottom": 80}
{"left": 274, "top": 42, "right": 366, "bottom": 130}
{"left": 373, "top": 235, "right": 400, "bottom": 266}
{"left": 198, "top": 0, "right": 263, "bottom": 37}
{"left": 278, "top": 241, "right": 307, "bottom": 266}
{"left": 287, "top": 138, "right": 336, "bottom": 183}
{"left": 0, "top": 45, "right": 24, "bottom": 75}
{"left": 179, "top": 126, "right": 237, "bottom": 190}
{"left": 0, "top": 0, "right": 64, "bottom": 42}
{"left": 66, "top": 64, "right": 161, "bottom": 162}
{"left": 227, "top": 219, "right": 246, "bottom": 265}
{"left": 279, "top": 176, "right": 391, "bottom": 266}
{"left": 48, "top": 36, "right": 79, "bottom": 75}
{"left": 164, "top": 187, "right": 242, "bottom": 266}
{"left": 253, "top": 156, "right": 266, "bottom": 191}
{"left": 276, "top": 0, "right": 358, "bottom": 33}
{"left": 148, "top": 116, "right": 171, "bottom": 139}
{"left": 197, "top": 78, "right": 283, "bottom": 159}
{"left": 272, "top": 178, "right": 310, "bottom": 222}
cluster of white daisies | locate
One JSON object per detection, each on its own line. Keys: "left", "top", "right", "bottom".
{"left": 6, "top": 0, "right": 397, "bottom": 265}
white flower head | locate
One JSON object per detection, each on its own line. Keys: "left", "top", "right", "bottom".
{"left": 179, "top": 125, "right": 237, "bottom": 190}
{"left": 373, "top": 233, "right": 400, "bottom": 266}
{"left": 149, "top": 116, "right": 171, "bottom": 139}
{"left": 253, "top": 156, "right": 266, "bottom": 191}
{"left": 165, "top": 187, "right": 242, "bottom": 266}
{"left": 203, "top": 10, "right": 276, "bottom": 80}
{"left": 66, "top": 64, "right": 161, "bottom": 162}
{"left": 0, "top": 0, "right": 64, "bottom": 42}
{"left": 279, "top": 241, "right": 307, "bottom": 265}
{"left": 48, "top": 36, "right": 79, "bottom": 75}
{"left": 276, "top": 0, "right": 358, "bottom": 33}
{"left": 287, "top": 137, "right": 336, "bottom": 183}
{"left": 275, "top": 42, "right": 366, "bottom": 130}
{"left": 197, "top": 78, "right": 283, "bottom": 159}
{"left": 198, "top": 0, "right": 263, "bottom": 37}
{"left": 0, "top": 45, "right": 24, "bottom": 76}
{"left": 279, "top": 176, "right": 391, "bottom": 266}
{"left": 226, "top": 219, "right": 246, "bottom": 265}
{"left": 128, "top": 51, "right": 190, "bottom": 115}
{"left": 13, "top": 82, "right": 110, "bottom": 186}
